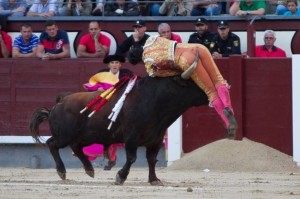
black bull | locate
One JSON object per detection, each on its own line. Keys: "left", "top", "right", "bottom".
{"left": 30, "top": 75, "right": 208, "bottom": 185}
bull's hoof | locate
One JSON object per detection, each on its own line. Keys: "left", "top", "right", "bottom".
{"left": 150, "top": 179, "right": 164, "bottom": 186}
{"left": 223, "top": 108, "right": 238, "bottom": 140}
{"left": 57, "top": 171, "right": 66, "bottom": 180}
{"left": 85, "top": 170, "right": 95, "bottom": 178}
{"left": 114, "top": 173, "right": 125, "bottom": 185}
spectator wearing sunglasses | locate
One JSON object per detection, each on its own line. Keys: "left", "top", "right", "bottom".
{"left": 255, "top": 30, "right": 286, "bottom": 57}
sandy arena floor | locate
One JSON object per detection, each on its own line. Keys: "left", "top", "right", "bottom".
{"left": 0, "top": 139, "right": 299, "bottom": 199}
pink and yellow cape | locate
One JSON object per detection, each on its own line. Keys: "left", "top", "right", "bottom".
{"left": 83, "top": 72, "right": 119, "bottom": 92}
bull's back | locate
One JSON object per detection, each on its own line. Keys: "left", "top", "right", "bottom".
{"left": 49, "top": 92, "right": 102, "bottom": 145}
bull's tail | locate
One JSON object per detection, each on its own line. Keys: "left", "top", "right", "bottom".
{"left": 29, "top": 107, "right": 50, "bottom": 144}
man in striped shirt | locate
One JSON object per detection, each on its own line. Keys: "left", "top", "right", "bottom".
{"left": 12, "top": 23, "right": 39, "bottom": 58}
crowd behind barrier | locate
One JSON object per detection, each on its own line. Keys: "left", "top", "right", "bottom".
{"left": 1, "top": 16, "right": 297, "bottom": 60}
{"left": 1, "top": 0, "right": 300, "bottom": 60}
{"left": 1, "top": 0, "right": 300, "bottom": 17}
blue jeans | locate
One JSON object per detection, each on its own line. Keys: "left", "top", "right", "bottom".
{"left": 191, "top": 3, "right": 222, "bottom": 16}
{"left": 150, "top": 3, "right": 161, "bottom": 16}
{"left": 276, "top": 5, "right": 289, "bottom": 15}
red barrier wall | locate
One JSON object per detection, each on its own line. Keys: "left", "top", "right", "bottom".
{"left": 182, "top": 57, "right": 292, "bottom": 155}
{"left": 0, "top": 57, "right": 293, "bottom": 156}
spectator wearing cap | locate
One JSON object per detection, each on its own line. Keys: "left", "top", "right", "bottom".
{"left": 188, "top": 17, "right": 215, "bottom": 49}
{"left": 158, "top": 23, "right": 182, "bottom": 43}
{"left": 116, "top": 20, "right": 150, "bottom": 63}
{"left": 158, "top": 0, "right": 193, "bottom": 16}
{"left": 209, "top": 20, "right": 241, "bottom": 58}
{"left": 254, "top": 30, "right": 286, "bottom": 57}
{"left": 191, "top": 0, "right": 222, "bottom": 16}
{"left": 229, "top": 0, "right": 265, "bottom": 16}
{"left": 104, "top": 0, "right": 140, "bottom": 16}
{"left": 77, "top": 21, "right": 110, "bottom": 58}
{"left": 98, "top": 54, "right": 133, "bottom": 79}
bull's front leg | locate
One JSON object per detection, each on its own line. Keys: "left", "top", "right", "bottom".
{"left": 146, "top": 143, "right": 163, "bottom": 186}
{"left": 115, "top": 144, "right": 137, "bottom": 185}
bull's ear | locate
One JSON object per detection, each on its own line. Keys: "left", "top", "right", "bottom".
{"left": 128, "top": 46, "right": 143, "bottom": 65}
{"left": 128, "top": 56, "right": 142, "bottom": 65}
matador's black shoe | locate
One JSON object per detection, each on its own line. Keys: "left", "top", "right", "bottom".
{"left": 104, "top": 160, "right": 116, "bottom": 171}
{"left": 223, "top": 107, "right": 238, "bottom": 140}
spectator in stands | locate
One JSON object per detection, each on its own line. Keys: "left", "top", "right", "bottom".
{"left": 25, "top": 0, "right": 33, "bottom": 11}
{"left": 116, "top": 20, "right": 150, "bottom": 61}
{"left": 91, "top": 0, "right": 104, "bottom": 16}
{"left": 59, "top": 0, "right": 92, "bottom": 16}
{"left": 0, "top": 0, "right": 27, "bottom": 17}
{"left": 191, "top": 0, "right": 222, "bottom": 16}
{"left": 284, "top": 0, "right": 300, "bottom": 16}
{"left": 138, "top": 1, "right": 162, "bottom": 16}
{"left": 104, "top": 0, "right": 140, "bottom": 16}
{"left": 264, "top": 1, "right": 277, "bottom": 14}
{"left": 148, "top": 2, "right": 161, "bottom": 16}
{"left": 266, "top": 0, "right": 288, "bottom": 15}
{"left": 209, "top": 20, "right": 241, "bottom": 58}
{"left": 12, "top": 23, "right": 39, "bottom": 58}
{"left": 26, "top": 0, "right": 58, "bottom": 17}
{"left": 77, "top": 21, "right": 110, "bottom": 58}
{"left": 159, "top": 0, "right": 193, "bottom": 16}
{"left": 0, "top": 22, "right": 12, "bottom": 58}
{"left": 188, "top": 17, "right": 215, "bottom": 49}
{"left": 157, "top": 23, "right": 182, "bottom": 43}
{"left": 254, "top": 30, "right": 286, "bottom": 57}
{"left": 229, "top": 0, "right": 265, "bottom": 16}
{"left": 36, "top": 20, "right": 70, "bottom": 60}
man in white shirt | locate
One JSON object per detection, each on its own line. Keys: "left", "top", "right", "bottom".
{"left": 26, "top": 0, "right": 58, "bottom": 17}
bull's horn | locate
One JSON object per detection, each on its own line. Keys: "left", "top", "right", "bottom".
{"left": 181, "top": 51, "right": 199, "bottom": 80}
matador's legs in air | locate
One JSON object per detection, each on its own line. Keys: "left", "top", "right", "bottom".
{"left": 175, "top": 43, "right": 238, "bottom": 138}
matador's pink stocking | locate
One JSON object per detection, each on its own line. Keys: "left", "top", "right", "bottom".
{"left": 217, "top": 84, "right": 234, "bottom": 114}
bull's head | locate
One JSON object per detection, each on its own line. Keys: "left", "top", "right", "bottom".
{"left": 128, "top": 46, "right": 143, "bottom": 65}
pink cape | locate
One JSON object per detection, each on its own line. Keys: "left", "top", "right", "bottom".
{"left": 83, "top": 82, "right": 114, "bottom": 92}
{"left": 83, "top": 144, "right": 124, "bottom": 161}
{"left": 82, "top": 72, "right": 122, "bottom": 161}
